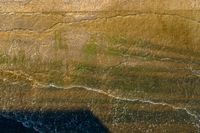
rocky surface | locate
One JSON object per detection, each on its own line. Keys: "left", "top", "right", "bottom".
{"left": 0, "top": 0, "right": 200, "bottom": 133}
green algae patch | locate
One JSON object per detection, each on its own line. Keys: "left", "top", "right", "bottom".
{"left": 106, "top": 47, "right": 124, "bottom": 56}
{"left": 55, "top": 31, "right": 62, "bottom": 49}
{"left": 83, "top": 40, "right": 98, "bottom": 55}
{"left": 76, "top": 63, "right": 97, "bottom": 74}
{"left": 0, "top": 53, "right": 10, "bottom": 64}
{"left": 54, "top": 30, "right": 68, "bottom": 50}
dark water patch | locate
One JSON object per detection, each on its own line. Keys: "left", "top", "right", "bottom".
{"left": 0, "top": 109, "right": 110, "bottom": 133}
{"left": 0, "top": 115, "right": 37, "bottom": 133}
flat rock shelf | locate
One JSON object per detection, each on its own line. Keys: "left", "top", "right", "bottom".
{"left": 0, "top": 0, "right": 200, "bottom": 133}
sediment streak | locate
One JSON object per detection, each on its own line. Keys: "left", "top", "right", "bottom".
{"left": 1, "top": 69, "right": 200, "bottom": 129}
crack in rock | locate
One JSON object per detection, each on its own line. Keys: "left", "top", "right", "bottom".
{"left": 0, "top": 12, "right": 200, "bottom": 33}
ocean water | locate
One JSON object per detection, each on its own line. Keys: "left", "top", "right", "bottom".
{"left": 0, "top": 109, "right": 110, "bottom": 133}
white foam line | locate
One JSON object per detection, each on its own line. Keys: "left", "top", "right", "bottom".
{"left": 1, "top": 70, "right": 200, "bottom": 128}
{"left": 46, "top": 84, "right": 200, "bottom": 126}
